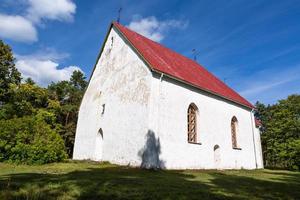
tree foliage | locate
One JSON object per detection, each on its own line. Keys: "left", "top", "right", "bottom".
{"left": 0, "top": 40, "right": 21, "bottom": 103}
{"left": 48, "top": 70, "right": 87, "bottom": 156}
{"left": 0, "top": 83, "right": 49, "bottom": 119}
{"left": 0, "top": 111, "right": 67, "bottom": 164}
{"left": 256, "top": 95, "right": 300, "bottom": 170}
{"left": 0, "top": 40, "right": 87, "bottom": 164}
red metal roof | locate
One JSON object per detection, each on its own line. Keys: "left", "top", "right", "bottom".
{"left": 113, "top": 22, "right": 254, "bottom": 109}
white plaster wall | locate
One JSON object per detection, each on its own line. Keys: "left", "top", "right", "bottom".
{"left": 73, "top": 27, "right": 152, "bottom": 166}
{"left": 149, "top": 75, "right": 264, "bottom": 169}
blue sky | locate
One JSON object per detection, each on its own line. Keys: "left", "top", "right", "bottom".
{"left": 0, "top": 0, "right": 300, "bottom": 104}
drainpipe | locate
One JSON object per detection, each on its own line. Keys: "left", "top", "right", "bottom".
{"left": 159, "top": 73, "right": 164, "bottom": 82}
{"left": 250, "top": 109, "right": 258, "bottom": 169}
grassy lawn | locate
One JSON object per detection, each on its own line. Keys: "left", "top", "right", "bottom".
{"left": 0, "top": 161, "right": 299, "bottom": 200}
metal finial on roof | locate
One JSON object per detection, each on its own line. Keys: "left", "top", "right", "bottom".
{"left": 117, "top": 7, "right": 122, "bottom": 23}
{"left": 192, "top": 49, "right": 200, "bottom": 61}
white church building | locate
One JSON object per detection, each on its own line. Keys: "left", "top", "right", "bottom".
{"left": 73, "top": 22, "right": 263, "bottom": 169}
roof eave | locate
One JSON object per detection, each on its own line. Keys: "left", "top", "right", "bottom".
{"left": 152, "top": 69, "right": 254, "bottom": 110}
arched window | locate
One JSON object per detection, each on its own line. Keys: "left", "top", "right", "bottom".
{"left": 187, "top": 104, "right": 198, "bottom": 143}
{"left": 231, "top": 116, "right": 238, "bottom": 148}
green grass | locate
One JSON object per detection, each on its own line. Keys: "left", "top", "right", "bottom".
{"left": 0, "top": 161, "right": 299, "bottom": 200}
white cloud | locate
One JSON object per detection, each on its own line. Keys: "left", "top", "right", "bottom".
{"left": 16, "top": 48, "right": 70, "bottom": 62}
{"left": 0, "top": 0, "right": 76, "bottom": 42}
{"left": 0, "top": 14, "right": 37, "bottom": 42}
{"left": 27, "top": 0, "right": 76, "bottom": 23}
{"left": 127, "top": 16, "right": 188, "bottom": 42}
{"left": 15, "top": 53, "right": 81, "bottom": 86}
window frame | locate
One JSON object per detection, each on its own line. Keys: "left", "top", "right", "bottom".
{"left": 187, "top": 103, "right": 201, "bottom": 144}
{"left": 231, "top": 116, "right": 241, "bottom": 150}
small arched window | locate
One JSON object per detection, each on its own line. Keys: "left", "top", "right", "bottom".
{"left": 187, "top": 103, "right": 198, "bottom": 143}
{"left": 231, "top": 116, "right": 238, "bottom": 148}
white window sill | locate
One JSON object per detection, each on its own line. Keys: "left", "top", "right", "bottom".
{"left": 233, "top": 147, "right": 242, "bottom": 150}
{"left": 188, "top": 141, "right": 202, "bottom": 145}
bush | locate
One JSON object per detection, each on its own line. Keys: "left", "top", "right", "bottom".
{"left": 0, "top": 112, "right": 67, "bottom": 164}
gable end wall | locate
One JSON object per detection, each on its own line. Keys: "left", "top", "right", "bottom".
{"left": 73, "top": 27, "right": 152, "bottom": 165}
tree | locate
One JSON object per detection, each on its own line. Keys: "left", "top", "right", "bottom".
{"left": 25, "top": 77, "right": 35, "bottom": 85}
{"left": 0, "top": 83, "right": 49, "bottom": 119}
{"left": 0, "top": 40, "right": 80, "bottom": 164}
{"left": 256, "top": 95, "right": 300, "bottom": 170}
{"left": 48, "top": 70, "right": 87, "bottom": 157}
{"left": 0, "top": 40, "right": 21, "bottom": 103}
{"left": 70, "top": 70, "right": 87, "bottom": 91}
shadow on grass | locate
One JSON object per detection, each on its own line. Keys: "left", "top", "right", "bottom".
{"left": 207, "top": 171, "right": 300, "bottom": 199}
{"left": 0, "top": 166, "right": 300, "bottom": 200}
{"left": 263, "top": 170, "right": 300, "bottom": 185}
